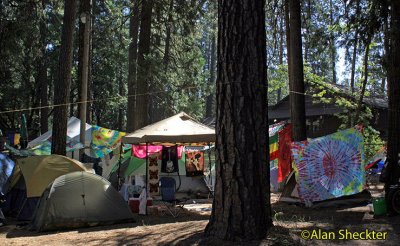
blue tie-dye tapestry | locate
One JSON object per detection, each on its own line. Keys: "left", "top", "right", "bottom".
{"left": 291, "top": 127, "right": 365, "bottom": 203}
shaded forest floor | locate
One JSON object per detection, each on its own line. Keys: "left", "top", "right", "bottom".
{"left": 1, "top": 184, "right": 400, "bottom": 245}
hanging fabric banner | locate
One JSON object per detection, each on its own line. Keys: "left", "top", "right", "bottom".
{"left": 278, "top": 123, "right": 292, "bottom": 182}
{"left": 291, "top": 127, "right": 365, "bottom": 203}
{"left": 132, "top": 145, "right": 183, "bottom": 159}
{"left": 148, "top": 155, "right": 159, "bottom": 196}
{"left": 185, "top": 151, "right": 205, "bottom": 177}
{"left": 91, "top": 125, "right": 126, "bottom": 158}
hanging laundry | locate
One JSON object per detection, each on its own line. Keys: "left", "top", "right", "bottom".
{"left": 132, "top": 145, "right": 183, "bottom": 159}
{"left": 278, "top": 123, "right": 292, "bottom": 182}
{"left": 185, "top": 151, "right": 205, "bottom": 177}
{"left": 161, "top": 146, "right": 179, "bottom": 173}
{"left": 91, "top": 125, "right": 126, "bottom": 158}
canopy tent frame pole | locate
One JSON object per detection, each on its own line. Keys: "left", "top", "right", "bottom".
{"left": 145, "top": 142, "right": 149, "bottom": 215}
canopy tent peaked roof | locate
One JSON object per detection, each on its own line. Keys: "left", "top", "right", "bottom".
{"left": 123, "top": 112, "right": 215, "bottom": 144}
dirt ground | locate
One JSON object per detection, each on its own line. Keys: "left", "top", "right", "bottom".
{"left": 1, "top": 184, "right": 400, "bottom": 245}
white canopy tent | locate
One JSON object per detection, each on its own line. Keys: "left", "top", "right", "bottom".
{"left": 121, "top": 112, "right": 216, "bottom": 208}
{"left": 122, "top": 112, "right": 215, "bottom": 145}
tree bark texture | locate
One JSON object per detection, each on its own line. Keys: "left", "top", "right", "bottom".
{"left": 134, "top": 0, "right": 153, "bottom": 130}
{"left": 163, "top": 0, "right": 174, "bottom": 70}
{"left": 39, "top": 0, "right": 48, "bottom": 134}
{"left": 284, "top": 0, "right": 291, "bottom": 97}
{"left": 127, "top": 0, "right": 141, "bottom": 132}
{"left": 354, "top": 35, "right": 371, "bottom": 123}
{"left": 78, "top": 0, "right": 92, "bottom": 160}
{"left": 387, "top": 0, "right": 400, "bottom": 189}
{"left": 51, "top": 0, "right": 76, "bottom": 155}
{"left": 205, "top": 0, "right": 272, "bottom": 241}
{"left": 350, "top": 0, "right": 361, "bottom": 93}
{"left": 205, "top": 27, "right": 216, "bottom": 118}
{"left": 329, "top": 0, "right": 336, "bottom": 84}
{"left": 289, "top": 0, "right": 306, "bottom": 141}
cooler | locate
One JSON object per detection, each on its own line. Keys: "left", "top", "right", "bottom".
{"left": 128, "top": 198, "right": 153, "bottom": 213}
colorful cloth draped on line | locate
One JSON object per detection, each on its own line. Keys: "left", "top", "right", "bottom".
{"left": 278, "top": 124, "right": 292, "bottom": 182}
{"left": 132, "top": 145, "right": 183, "bottom": 159}
{"left": 269, "top": 122, "right": 285, "bottom": 161}
{"left": 185, "top": 151, "right": 205, "bottom": 177}
{"left": 6, "top": 133, "right": 20, "bottom": 146}
{"left": 91, "top": 126, "right": 126, "bottom": 158}
{"left": 148, "top": 155, "right": 159, "bottom": 196}
{"left": 291, "top": 127, "right": 365, "bottom": 203}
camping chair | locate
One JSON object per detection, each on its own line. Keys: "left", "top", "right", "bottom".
{"left": 159, "top": 177, "right": 186, "bottom": 217}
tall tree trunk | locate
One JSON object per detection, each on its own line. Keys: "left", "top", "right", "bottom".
{"left": 386, "top": 0, "right": 400, "bottom": 203}
{"left": 277, "top": 2, "right": 284, "bottom": 103}
{"left": 329, "top": 0, "right": 337, "bottom": 84}
{"left": 161, "top": 0, "right": 174, "bottom": 119}
{"left": 39, "top": 0, "right": 48, "bottom": 134}
{"left": 78, "top": 0, "right": 91, "bottom": 159}
{"left": 134, "top": 0, "right": 153, "bottom": 130}
{"left": 350, "top": 0, "right": 361, "bottom": 93}
{"left": 205, "top": 0, "right": 272, "bottom": 240}
{"left": 118, "top": 62, "right": 125, "bottom": 131}
{"left": 205, "top": 25, "right": 216, "bottom": 118}
{"left": 284, "top": 0, "right": 292, "bottom": 94}
{"left": 126, "top": 0, "right": 141, "bottom": 132}
{"left": 302, "top": 0, "right": 311, "bottom": 62}
{"left": 163, "top": 0, "right": 174, "bottom": 70}
{"left": 86, "top": 0, "right": 95, "bottom": 124}
{"left": 350, "top": 32, "right": 358, "bottom": 93}
{"left": 289, "top": 0, "right": 307, "bottom": 141}
{"left": 354, "top": 35, "right": 371, "bottom": 123}
{"left": 51, "top": 0, "right": 76, "bottom": 155}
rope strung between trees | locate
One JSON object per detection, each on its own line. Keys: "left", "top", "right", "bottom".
{"left": 0, "top": 80, "right": 388, "bottom": 114}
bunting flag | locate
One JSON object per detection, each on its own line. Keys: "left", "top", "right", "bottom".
{"left": 7, "top": 133, "right": 20, "bottom": 146}
{"left": 291, "top": 127, "right": 365, "bottom": 203}
{"left": 269, "top": 122, "right": 285, "bottom": 161}
{"left": 269, "top": 134, "right": 279, "bottom": 160}
{"left": 91, "top": 125, "right": 126, "bottom": 158}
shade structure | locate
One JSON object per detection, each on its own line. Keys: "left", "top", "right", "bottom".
{"left": 123, "top": 112, "right": 215, "bottom": 144}
{"left": 17, "top": 155, "right": 88, "bottom": 197}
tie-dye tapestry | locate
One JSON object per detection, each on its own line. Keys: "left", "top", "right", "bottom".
{"left": 291, "top": 127, "right": 365, "bottom": 203}
{"left": 91, "top": 126, "right": 126, "bottom": 158}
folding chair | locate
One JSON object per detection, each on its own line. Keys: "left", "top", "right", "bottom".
{"left": 159, "top": 177, "right": 186, "bottom": 217}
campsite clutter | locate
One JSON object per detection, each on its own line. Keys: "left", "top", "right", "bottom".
{"left": 0, "top": 112, "right": 389, "bottom": 232}
{"left": 0, "top": 112, "right": 216, "bottom": 230}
